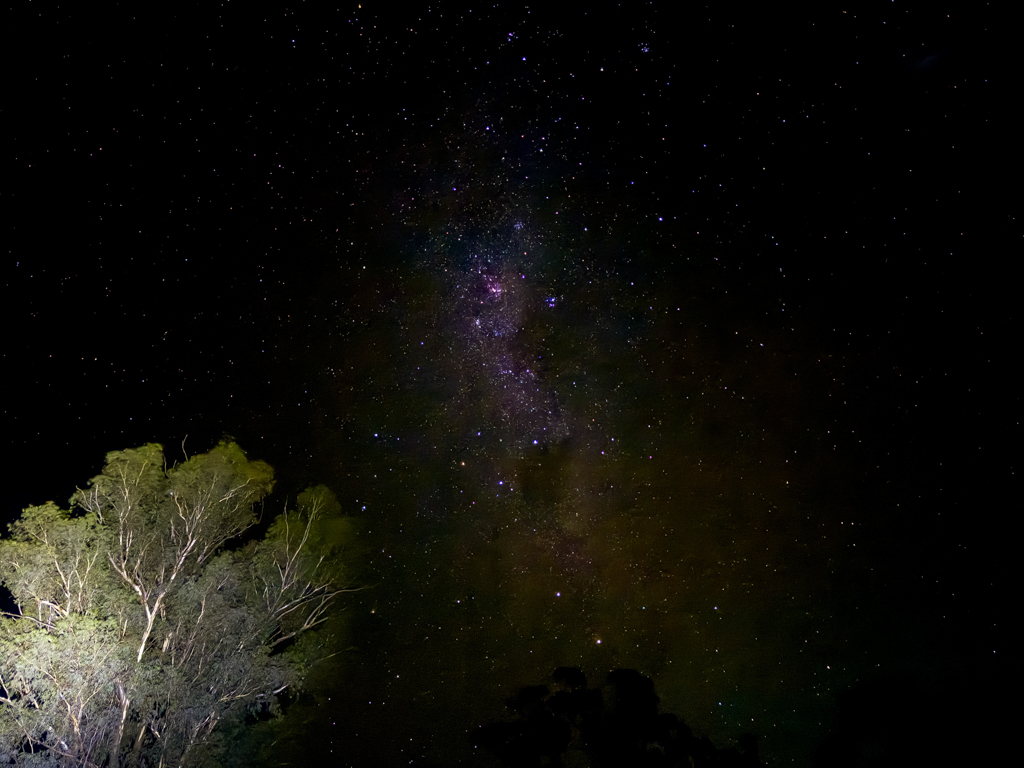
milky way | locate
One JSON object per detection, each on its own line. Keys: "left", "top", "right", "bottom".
{"left": 7, "top": 3, "right": 1009, "bottom": 766}
{"left": 448, "top": 243, "right": 569, "bottom": 455}
{"left": 315, "top": 105, "right": 868, "bottom": 767}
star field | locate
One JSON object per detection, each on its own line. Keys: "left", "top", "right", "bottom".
{"left": 6, "top": 4, "right": 1014, "bottom": 766}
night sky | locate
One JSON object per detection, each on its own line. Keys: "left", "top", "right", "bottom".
{"left": 6, "top": 3, "right": 1016, "bottom": 766}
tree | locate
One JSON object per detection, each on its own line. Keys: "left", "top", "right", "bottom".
{"left": 0, "top": 441, "right": 357, "bottom": 767}
{"left": 473, "top": 668, "right": 761, "bottom": 768}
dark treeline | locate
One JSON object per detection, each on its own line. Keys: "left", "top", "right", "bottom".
{"left": 473, "top": 667, "right": 759, "bottom": 768}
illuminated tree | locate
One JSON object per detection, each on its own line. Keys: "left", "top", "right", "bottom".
{"left": 0, "top": 442, "right": 356, "bottom": 767}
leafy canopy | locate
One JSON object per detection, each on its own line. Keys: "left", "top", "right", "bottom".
{"left": 0, "top": 441, "right": 356, "bottom": 768}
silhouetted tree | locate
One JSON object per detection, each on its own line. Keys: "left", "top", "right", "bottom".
{"left": 473, "top": 667, "right": 760, "bottom": 768}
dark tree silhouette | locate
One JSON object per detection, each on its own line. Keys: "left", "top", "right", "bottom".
{"left": 473, "top": 667, "right": 760, "bottom": 768}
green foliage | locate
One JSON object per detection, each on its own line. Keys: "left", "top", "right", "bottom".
{"left": 295, "top": 484, "right": 341, "bottom": 519}
{"left": 0, "top": 442, "right": 356, "bottom": 768}
{"left": 1, "top": 502, "right": 110, "bottom": 622}
{"left": 1, "top": 613, "right": 132, "bottom": 766}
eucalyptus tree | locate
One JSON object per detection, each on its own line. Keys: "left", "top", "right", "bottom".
{"left": 0, "top": 441, "right": 356, "bottom": 767}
